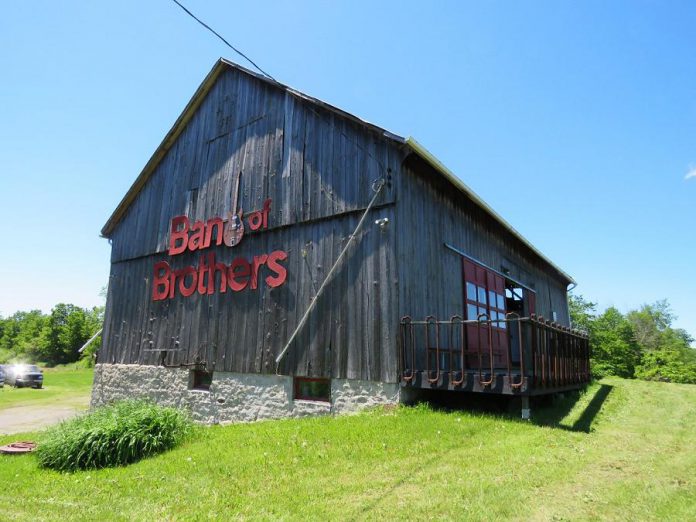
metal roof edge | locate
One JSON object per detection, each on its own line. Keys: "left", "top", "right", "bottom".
{"left": 101, "top": 58, "right": 229, "bottom": 237}
{"left": 404, "top": 137, "right": 576, "bottom": 286}
{"left": 218, "top": 59, "right": 406, "bottom": 144}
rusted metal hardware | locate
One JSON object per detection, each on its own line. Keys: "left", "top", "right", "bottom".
{"left": 477, "top": 313, "right": 494, "bottom": 387}
{"left": 526, "top": 315, "right": 589, "bottom": 388}
{"left": 398, "top": 315, "right": 589, "bottom": 391}
{"left": 399, "top": 316, "right": 417, "bottom": 383}
{"left": 450, "top": 315, "right": 466, "bottom": 386}
{"left": 506, "top": 312, "right": 525, "bottom": 389}
{"left": 425, "top": 316, "right": 440, "bottom": 384}
{"left": 0, "top": 441, "right": 37, "bottom": 454}
{"left": 540, "top": 318, "right": 548, "bottom": 385}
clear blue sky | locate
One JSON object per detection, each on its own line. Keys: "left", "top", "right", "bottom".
{"left": 1, "top": 1, "right": 694, "bottom": 341}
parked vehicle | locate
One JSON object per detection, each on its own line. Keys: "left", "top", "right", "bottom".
{"left": 5, "top": 364, "right": 43, "bottom": 389}
{"left": 0, "top": 365, "right": 5, "bottom": 388}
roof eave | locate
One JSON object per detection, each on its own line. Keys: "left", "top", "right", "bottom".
{"left": 101, "top": 59, "right": 230, "bottom": 237}
{"left": 404, "top": 137, "right": 576, "bottom": 286}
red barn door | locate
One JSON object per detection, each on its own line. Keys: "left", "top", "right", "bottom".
{"left": 463, "top": 259, "right": 508, "bottom": 370}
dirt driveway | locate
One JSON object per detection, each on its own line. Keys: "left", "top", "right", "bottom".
{"left": 0, "top": 399, "right": 89, "bottom": 435}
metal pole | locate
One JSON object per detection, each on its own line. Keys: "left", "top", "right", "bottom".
{"left": 275, "top": 178, "right": 386, "bottom": 371}
{"left": 78, "top": 328, "right": 103, "bottom": 353}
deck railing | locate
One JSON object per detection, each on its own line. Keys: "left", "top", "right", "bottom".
{"left": 399, "top": 314, "right": 590, "bottom": 391}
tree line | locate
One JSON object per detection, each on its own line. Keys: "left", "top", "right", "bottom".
{"left": 0, "top": 304, "right": 103, "bottom": 367}
{"left": 1, "top": 297, "right": 694, "bottom": 383}
{"left": 570, "top": 296, "right": 696, "bottom": 384}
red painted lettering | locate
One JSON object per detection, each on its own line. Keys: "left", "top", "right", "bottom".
{"left": 152, "top": 261, "right": 171, "bottom": 301}
{"left": 204, "top": 217, "right": 224, "bottom": 248}
{"left": 208, "top": 252, "right": 228, "bottom": 294}
{"left": 227, "top": 257, "right": 251, "bottom": 292}
{"left": 247, "top": 210, "right": 263, "bottom": 231}
{"left": 262, "top": 199, "right": 271, "bottom": 229}
{"left": 188, "top": 221, "right": 205, "bottom": 251}
{"left": 249, "top": 254, "right": 269, "bottom": 290}
{"left": 197, "top": 253, "right": 210, "bottom": 295}
{"left": 169, "top": 216, "right": 189, "bottom": 255}
{"left": 265, "top": 250, "right": 288, "bottom": 288}
{"left": 178, "top": 266, "right": 198, "bottom": 297}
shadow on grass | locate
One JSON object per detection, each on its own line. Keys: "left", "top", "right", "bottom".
{"left": 404, "top": 383, "right": 613, "bottom": 434}
{"left": 349, "top": 385, "right": 614, "bottom": 518}
{"left": 531, "top": 384, "right": 613, "bottom": 433}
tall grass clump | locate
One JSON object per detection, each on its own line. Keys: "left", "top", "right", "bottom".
{"left": 36, "top": 400, "right": 193, "bottom": 471}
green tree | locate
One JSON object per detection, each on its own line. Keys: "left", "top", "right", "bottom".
{"left": 0, "top": 303, "right": 104, "bottom": 366}
{"left": 0, "top": 310, "right": 47, "bottom": 363}
{"left": 631, "top": 305, "right": 696, "bottom": 384}
{"left": 626, "top": 300, "right": 675, "bottom": 351}
{"left": 39, "top": 304, "right": 93, "bottom": 365}
{"left": 568, "top": 294, "right": 596, "bottom": 334}
{"left": 591, "top": 307, "right": 641, "bottom": 379}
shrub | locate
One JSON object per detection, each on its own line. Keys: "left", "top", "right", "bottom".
{"left": 36, "top": 400, "right": 193, "bottom": 471}
{"left": 635, "top": 349, "right": 696, "bottom": 384}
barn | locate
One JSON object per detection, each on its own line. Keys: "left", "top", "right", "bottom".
{"left": 92, "top": 59, "right": 589, "bottom": 422}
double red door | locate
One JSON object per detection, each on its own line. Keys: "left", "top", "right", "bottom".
{"left": 463, "top": 259, "right": 508, "bottom": 369}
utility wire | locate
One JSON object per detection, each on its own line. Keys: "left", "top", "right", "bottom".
{"left": 169, "top": 0, "right": 388, "bottom": 176}
{"left": 170, "top": 0, "right": 277, "bottom": 82}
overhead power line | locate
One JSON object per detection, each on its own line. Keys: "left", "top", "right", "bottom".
{"left": 170, "top": 0, "right": 277, "bottom": 82}
{"left": 168, "top": 0, "right": 387, "bottom": 175}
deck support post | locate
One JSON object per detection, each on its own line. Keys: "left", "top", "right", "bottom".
{"left": 521, "top": 396, "right": 531, "bottom": 420}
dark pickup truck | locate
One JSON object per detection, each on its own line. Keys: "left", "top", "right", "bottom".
{"left": 5, "top": 364, "right": 43, "bottom": 389}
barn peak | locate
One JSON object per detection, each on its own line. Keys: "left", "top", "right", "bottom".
{"left": 101, "top": 58, "right": 574, "bottom": 285}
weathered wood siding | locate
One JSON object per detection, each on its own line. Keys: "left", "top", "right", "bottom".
{"left": 101, "top": 67, "right": 402, "bottom": 382}
{"left": 395, "top": 154, "right": 572, "bottom": 326}
{"left": 102, "top": 62, "right": 574, "bottom": 386}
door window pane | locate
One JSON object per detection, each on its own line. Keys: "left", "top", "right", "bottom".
{"left": 466, "top": 282, "right": 477, "bottom": 301}
{"left": 478, "top": 287, "right": 487, "bottom": 305}
{"left": 497, "top": 294, "right": 505, "bottom": 309}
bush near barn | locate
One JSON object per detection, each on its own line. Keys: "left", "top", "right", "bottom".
{"left": 35, "top": 400, "right": 193, "bottom": 471}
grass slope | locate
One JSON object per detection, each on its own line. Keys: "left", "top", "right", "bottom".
{"left": 0, "top": 366, "right": 93, "bottom": 411}
{"left": 1, "top": 377, "right": 694, "bottom": 521}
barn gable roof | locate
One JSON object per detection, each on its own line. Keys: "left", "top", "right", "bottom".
{"left": 102, "top": 58, "right": 574, "bottom": 285}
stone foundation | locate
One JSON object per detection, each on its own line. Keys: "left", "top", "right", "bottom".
{"left": 91, "top": 364, "right": 402, "bottom": 424}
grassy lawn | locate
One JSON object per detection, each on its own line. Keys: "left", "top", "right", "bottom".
{"left": 0, "top": 366, "right": 93, "bottom": 411}
{"left": 1, "top": 376, "right": 694, "bottom": 521}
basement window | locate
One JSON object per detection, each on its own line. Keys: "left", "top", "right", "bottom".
{"left": 294, "top": 377, "right": 330, "bottom": 402}
{"left": 190, "top": 369, "right": 213, "bottom": 391}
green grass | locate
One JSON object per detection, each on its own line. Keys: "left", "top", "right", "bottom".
{"left": 0, "top": 366, "right": 93, "bottom": 411}
{"left": 1, "top": 377, "right": 694, "bottom": 521}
